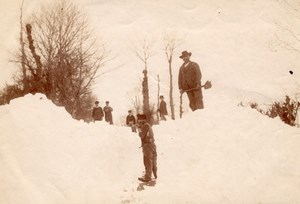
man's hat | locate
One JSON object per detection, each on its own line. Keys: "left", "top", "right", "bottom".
{"left": 106, "top": 101, "right": 109, "bottom": 103}
{"left": 179, "top": 50, "right": 192, "bottom": 59}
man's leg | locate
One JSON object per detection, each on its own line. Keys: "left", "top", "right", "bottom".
{"left": 152, "top": 151, "right": 157, "bottom": 179}
{"left": 109, "top": 115, "right": 113, "bottom": 125}
{"left": 186, "top": 91, "right": 196, "bottom": 111}
{"left": 143, "top": 145, "right": 153, "bottom": 180}
{"left": 143, "top": 155, "right": 146, "bottom": 169}
{"left": 193, "top": 89, "right": 204, "bottom": 110}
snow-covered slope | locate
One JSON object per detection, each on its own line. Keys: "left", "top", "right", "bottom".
{"left": 0, "top": 93, "right": 299, "bottom": 203}
{"left": 1, "top": 0, "right": 300, "bottom": 120}
{"left": 1, "top": 0, "right": 300, "bottom": 203}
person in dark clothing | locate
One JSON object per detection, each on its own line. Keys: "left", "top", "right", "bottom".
{"left": 92, "top": 101, "right": 104, "bottom": 121}
{"left": 158, "top": 95, "right": 168, "bottom": 121}
{"left": 137, "top": 114, "right": 157, "bottom": 182}
{"left": 103, "top": 101, "right": 113, "bottom": 125}
{"left": 178, "top": 50, "right": 204, "bottom": 111}
{"left": 126, "top": 110, "right": 136, "bottom": 132}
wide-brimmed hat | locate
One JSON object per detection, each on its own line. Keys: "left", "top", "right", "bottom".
{"left": 179, "top": 50, "right": 192, "bottom": 59}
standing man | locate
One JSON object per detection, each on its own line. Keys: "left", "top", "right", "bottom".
{"left": 92, "top": 101, "right": 104, "bottom": 121}
{"left": 158, "top": 95, "right": 168, "bottom": 121}
{"left": 137, "top": 114, "right": 157, "bottom": 182}
{"left": 103, "top": 101, "right": 113, "bottom": 125}
{"left": 126, "top": 110, "right": 136, "bottom": 132}
{"left": 178, "top": 50, "right": 204, "bottom": 111}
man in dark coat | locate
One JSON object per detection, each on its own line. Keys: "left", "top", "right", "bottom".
{"left": 158, "top": 95, "right": 168, "bottom": 120}
{"left": 103, "top": 101, "right": 113, "bottom": 125}
{"left": 137, "top": 114, "right": 157, "bottom": 182}
{"left": 126, "top": 110, "right": 136, "bottom": 132}
{"left": 92, "top": 101, "right": 104, "bottom": 121}
{"left": 178, "top": 50, "right": 204, "bottom": 111}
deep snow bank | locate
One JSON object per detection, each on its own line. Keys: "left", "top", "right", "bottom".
{"left": 0, "top": 93, "right": 300, "bottom": 204}
{"left": 0, "top": 94, "right": 141, "bottom": 204}
{"left": 155, "top": 90, "right": 300, "bottom": 203}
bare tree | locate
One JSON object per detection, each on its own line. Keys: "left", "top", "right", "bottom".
{"left": 131, "top": 95, "right": 142, "bottom": 114}
{"left": 131, "top": 38, "right": 155, "bottom": 123}
{"left": 25, "top": 23, "right": 44, "bottom": 94}
{"left": 164, "top": 34, "right": 182, "bottom": 120}
{"left": 19, "top": 0, "right": 28, "bottom": 92}
{"left": 268, "top": 0, "right": 300, "bottom": 126}
{"left": 128, "top": 86, "right": 143, "bottom": 115}
{"left": 14, "top": 0, "right": 108, "bottom": 120}
{"left": 180, "top": 92, "right": 183, "bottom": 119}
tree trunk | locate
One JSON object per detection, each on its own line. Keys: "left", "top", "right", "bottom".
{"left": 20, "top": 0, "right": 28, "bottom": 92}
{"left": 142, "top": 69, "right": 150, "bottom": 114}
{"left": 168, "top": 57, "right": 175, "bottom": 120}
{"left": 26, "top": 23, "right": 43, "bottom": 94}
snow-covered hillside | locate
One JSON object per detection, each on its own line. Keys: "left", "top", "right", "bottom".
{"left": 0, "top": 0, "right": 299, "bottom": 120}
{"left": 0, "top": 94, "right": 299, "bottom": 203}
{"left": 1, "top": 0, "right": 300, "bottom": 203}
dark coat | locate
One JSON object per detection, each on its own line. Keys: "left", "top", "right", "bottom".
{"left": 178, "top": 61, "right": 202, "bottom": 91}
{"left": 159, "top": 100, "right": 168, "bottom": 116}
{"left": 139, "top": 122, "right": 157, "bottom": 179}
{"left": 139, "top": 123, "right": 155, "bottom": 146}
{"left": 126, "top": 115, "right": 136, "bottom": 126}
{"left": 92, "top": 106, "right": 104, "bottom": 121}
{"left": 103, "top": 105, "right": 113, "bottom": 124}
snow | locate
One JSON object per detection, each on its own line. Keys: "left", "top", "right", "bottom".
{"left": 1, "top": 0, "right": 300, "bottom": 203}
{"left": 1, "top": 93, "right": 300, "bottom": 203}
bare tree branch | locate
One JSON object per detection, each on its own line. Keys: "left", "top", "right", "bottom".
{"left": 163, "top": 34, "right": 183, "bottom": 120}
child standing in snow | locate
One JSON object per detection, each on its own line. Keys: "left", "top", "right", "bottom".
{"left": 126, "top": 110, "right": 136, "bottom": 132}
{"left": 137, "top": 114, "right": 157, "bottom": 182}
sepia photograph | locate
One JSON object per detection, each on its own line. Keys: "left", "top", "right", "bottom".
{"left": 0, "top": 0, "right": 300, "bottom": 203}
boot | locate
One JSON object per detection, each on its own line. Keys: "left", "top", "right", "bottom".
{"left": 138, "top": 176, "right": 151, "bottom": 182}
{"left": 153, "top": 171, "right": 157, "bottom": 179}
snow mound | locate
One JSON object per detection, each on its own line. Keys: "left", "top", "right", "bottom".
{"left": 1, "top": 93, "right": 300, "bottom": 204}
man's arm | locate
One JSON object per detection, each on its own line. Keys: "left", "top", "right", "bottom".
{"left": 92, "top": 108, "right": 95, "bottom": 118}
{"left": 178, "top": 66, "right": 182, "bottom": 90}
{"left": 139, "top": 124, "right": 149, "bottom": 141}
{"left": 100, "top": 107, "right": 104, "bottom": 117}
{"left": 126, "top": 116, "right": 129, "bottom": 125}
{"left": 193, "top": 63, "right": 202, "bottom": 87}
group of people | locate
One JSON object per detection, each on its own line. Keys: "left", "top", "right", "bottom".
{"left": 135, "top": 50, "right": 205, "bottom": 182}
{"left": 93, "top": 50, "right": 204, "bottom": 182}
{"left": 92, "top": 100, "right": 114, "bottom": 125}
{"left": 125, "top": 94, "right": 168, "bottom": 133}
